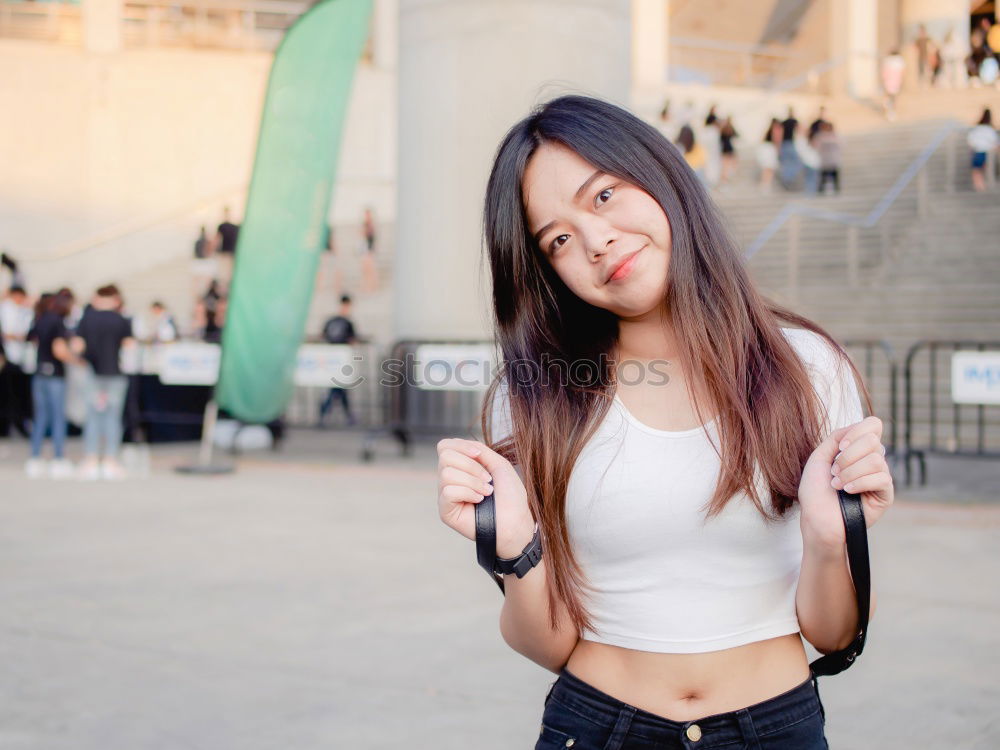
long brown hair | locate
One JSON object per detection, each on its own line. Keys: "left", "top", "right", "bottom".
{"left": 479, "top": 95, "right": 874, "bottom": 635}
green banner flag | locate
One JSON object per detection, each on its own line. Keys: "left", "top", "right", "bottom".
{"left": 216, "top": 0, "right": 372, "bottom": 423}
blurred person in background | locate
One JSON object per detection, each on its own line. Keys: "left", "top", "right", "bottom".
{"left": 362, "top": 206, "right": 376, "bottom": 254}
{"left": 914, "top": 24, "right": 932, "bottom": 88}
{"left": 703, "top": 110, "right": 723, "bottom": 188}
{"left": 881, "top": 48, "right": 905, "bottom": 121}
{"left": 778, "top": 106, "right": 804, "bottom": 189}
{"left": 213, "top": 206, "right": 240, "bottom": 282}
{"left": 756, "top": 119, "right": 781, "bottom": 193}
{"left": 675, "top": 125, "right": 706, "bottom": 183}
{"left": 941, "top": 29, "right": 965, "bottom": 89}
{"left": 25, "top": 291, "right": 79, "bottom": 479}
{"left": 655, "top": 100, "right": 675, "bottom": 142}
{"left": 0, "top": 285, "right": 34, "bottom": 438}
{"left": 194, "top": 279, "right": 224, "bottom": 343}
{"left": 988, "top": 19, "right": 1000, "bottom": 72}
{"left": 193, "top": 225, "right": 211, "bottom": 259}
{"left": 928, "top": 36, "right": 943, "bottom": 87}
{"left": 71, "top": 285, "right": 135, "bottom": 480}
{"left": 317, "top": 294, "right": 359, "bottom": 428}
{"left": 967, "top": 108, "right": 998, "bottom": 192}
{"left": 967, "top": 29, "right": 990, "bottom": 87}
{"left": 814, "top": 122, "right": 842, "bottom": 195}
{"left": 1, "top": 251, "right": 27, "bottom": 290}
{"left": 360, "top": 207, "right": 380, "bottom": 292}
{"left": 57, "top": 287, "right": 82, "bottom": 330}
{"left": 719, "top": 116, "right": 739, "bottom": 185}
{"left": 134, "top": 301, "right": 178, "bottom": 344}
{"left": 796, "top": 127, "right": 821, "bottom": 195}
{"left": 807, "top": 106, "right": 829, "bottom": 143}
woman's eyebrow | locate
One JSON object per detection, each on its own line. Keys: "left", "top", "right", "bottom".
{"left": 531, "top": 170, "right": 607, "bottom": 244}
{"left": 574, "top": 170, "right": 605, "bottom": 200}
{"left": 532, "top": 220, "right": 556, "bottom": 245}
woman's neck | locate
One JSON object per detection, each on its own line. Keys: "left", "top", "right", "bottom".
{"left": 614, "top": 310, "right": 679, "bottom": 363}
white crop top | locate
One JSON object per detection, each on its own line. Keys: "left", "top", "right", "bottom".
{"left": 488, "top": 327, "right": 864, "bottom": 654}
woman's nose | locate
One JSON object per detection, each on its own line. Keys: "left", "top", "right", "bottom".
{"left": 582, "top": 220, "right": 618, "bottom": 259}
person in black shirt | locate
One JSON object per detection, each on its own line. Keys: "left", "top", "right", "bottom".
{"left": 71, "top": 284, "right": 135, "bottom": 480}
{"left": 26, "top": 292, "right": 79, "bottom": 478}
{"left": 214, "top": 207, "right": 240, "bottom": 255}
{"left": 318, "top": 294, "right": 359, "bottom": 427}
{"left": 214, "top": 206, "right": 240, "bottom": 283}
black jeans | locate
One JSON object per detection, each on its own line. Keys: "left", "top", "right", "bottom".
{"left": 535, "top": 667, "right": 827, "bottom": 749}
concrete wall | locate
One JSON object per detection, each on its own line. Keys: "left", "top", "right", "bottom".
{"left": 0, "top": 41, "right": 396, "bottom": 296}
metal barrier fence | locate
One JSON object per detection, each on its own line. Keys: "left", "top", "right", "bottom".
{"left": 903, "top": 340, "right": 1000, "bottom": 486}
{"left": 284, "top": 341, "right": 381, "bottom": 430}
{"left": 359, "top": 339, "right": 496, "bottom": 462}
{"left": 844, "top": 339, "right": 899, "bottom": 464}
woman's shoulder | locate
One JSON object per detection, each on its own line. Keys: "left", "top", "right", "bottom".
{"left": 780, "top": 326, "right": 864, "bottom": 429}
{"left": 779, "top": 326, "right": 850, "bottom": 375}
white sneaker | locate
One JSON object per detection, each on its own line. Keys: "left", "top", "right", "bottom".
{"left": 99, "top": 458, "right": 126, "bottom": 481}
{"left": 78, "top": 459, "right": 101, "bottom": 481}
{"left": 49, "top": 459, "right": 75, "bottom": 480}
{"left": 24, "top": 458, "right": 47, "bottom": 479}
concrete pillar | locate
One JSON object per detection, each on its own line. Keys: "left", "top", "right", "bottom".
{"left": 631, "top": 0, "right": 668, "bottom": 92}
{"left": 830, "top": 0, "right": 878, "bottom": 99}
{"left": 82, "top": 0, "right": 122, "bottom": 54}
{"left": 395, "top": 0, "right": 630, "bottom": 341}
{"left": 372, "top": 0, "right": 398, "bottom": 71}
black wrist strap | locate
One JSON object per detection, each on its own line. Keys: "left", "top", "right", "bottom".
{"left": 808, "top": 488, "right": 870, "bottom": 678}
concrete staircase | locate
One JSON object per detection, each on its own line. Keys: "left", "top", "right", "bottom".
{"left": 715, "top": 118, "right": 1000, "bottom": 465}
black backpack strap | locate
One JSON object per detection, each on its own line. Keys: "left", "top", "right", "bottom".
{"left": 475, "top": 491, "right": 506, "bottom": 593}
{"left": 809, "top": 489, "right": 870, "bottom": 677}
{"left": 475, "top": 486, "right": 871, "bottom": 676}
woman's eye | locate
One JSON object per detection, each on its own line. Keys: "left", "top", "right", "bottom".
{"left": 596, "top": 187, "right": 614, "bottom": 206}
{"left": 550, "top": 234, "right": 570, "bottom": 253}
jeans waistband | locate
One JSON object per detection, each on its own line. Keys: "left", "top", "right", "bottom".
{"left": 549, "top": 667, "right": 822, "bottom": 745}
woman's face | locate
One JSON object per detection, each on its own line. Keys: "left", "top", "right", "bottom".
{"left": 522, "top": 142, "right": 671, "bottom": 319}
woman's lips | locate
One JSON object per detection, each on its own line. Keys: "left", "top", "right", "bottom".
{"left": 607, "top": 247, "right": 643, "bottom": 283}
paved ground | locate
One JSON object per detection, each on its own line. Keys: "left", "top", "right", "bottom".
{"left": 0, "top": 430, "right": 997, "bottom": 749}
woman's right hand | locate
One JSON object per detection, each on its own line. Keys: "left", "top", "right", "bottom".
{"left": 436, "top": 438, "right": 537, "bottom": 558}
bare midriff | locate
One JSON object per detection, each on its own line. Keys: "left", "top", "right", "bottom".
{"left": 563, "top": 632, "right": 812, "bottom": 722}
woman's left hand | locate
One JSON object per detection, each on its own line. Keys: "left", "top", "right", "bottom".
{"left": 798, "top": 416, "right": 894, "bottom": 547}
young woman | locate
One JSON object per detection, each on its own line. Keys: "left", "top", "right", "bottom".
{"left": 436, "top": 96, "right": 893, "bottom": 749}
{"left": 967, "top": 108, "right": 998, "bottom": 192}
{"left": 755, "top": 118, "right": 780, "bottom": 193}
{"left": 719, "top": 116, "right": 739, "bottom": 185}
{"left": 25, "top": 292, "right": 78, "bottom": 479}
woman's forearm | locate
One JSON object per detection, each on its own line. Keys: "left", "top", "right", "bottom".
{"left": 795, "top": 531, "right": 874, "bottom": 654}
{"left": 499, "top": 557, "right": 579, "bottom": 674}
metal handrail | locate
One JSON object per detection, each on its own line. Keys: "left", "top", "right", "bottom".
{"left": 25, "top": 183, "right": 246, "bottom": 263}
{"left": 746, "top": 122, "right": 961, "bottom": 258}
{"left": 668, "top": 35, "right": 805, "bottom": 59}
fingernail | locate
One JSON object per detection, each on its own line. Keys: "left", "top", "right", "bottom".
{"left": 844, "top": 483, "right": 855, "bottom": 492}
{"left": 839, "top": 440, "right": 850, "bottom": 451}
{"left": 831, "top": 477, "right": 842, "bottom": 489}
{"left": 831, "top": 464, "right": 839, "bottom": 475}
